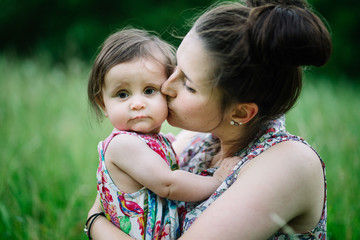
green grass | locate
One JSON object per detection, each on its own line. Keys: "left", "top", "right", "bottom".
{"left": 0, "top": 55, "right": 359, "bottom": 239}
{"left": 286, "top": 76, "right": 360, "bottom": 239}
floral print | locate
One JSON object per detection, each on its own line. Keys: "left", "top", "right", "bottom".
{"left": 97, "top": 131, "right": 181, "bottom": 239}
{"left": 180, "top": 116, "right": 327, "bottom": 239}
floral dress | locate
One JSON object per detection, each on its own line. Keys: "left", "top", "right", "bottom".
{"left": 180, "top": 116, "right": 327, "bottom": 240}
{"left": 97, "top": 131, "right": 181, "bottom": 240}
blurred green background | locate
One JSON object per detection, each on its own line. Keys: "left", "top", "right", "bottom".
{"left": 0, "top": 0, "right": 359, "bottom": 78}
{"left": 1, "top": 0, "right": 359, "bottom": 240}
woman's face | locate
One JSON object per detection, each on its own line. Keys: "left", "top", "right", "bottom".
{"left": 161, "top": 30, "right": 223, "bottom": 132}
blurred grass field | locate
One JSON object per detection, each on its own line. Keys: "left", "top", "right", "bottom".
{"left": 0, "top": 55, "right": 359, "bottom": 240}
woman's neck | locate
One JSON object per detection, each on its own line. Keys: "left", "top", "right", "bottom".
{"left": 209, "top": 140, "right": 237, "bottom": 168}
{"left": 209, "top": 125, "right": 245, "bottom": 167}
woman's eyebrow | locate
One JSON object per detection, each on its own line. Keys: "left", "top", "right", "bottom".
{"left": 182, "top": 70, "right": 192, "bottom": 82}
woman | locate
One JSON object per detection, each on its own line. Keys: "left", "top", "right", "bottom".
{"left": 87, "top": 0, "right": 331, "bottom": 239}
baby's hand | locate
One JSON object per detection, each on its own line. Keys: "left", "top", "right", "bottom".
{"left": 213, "top": 157, "right": 240, "bottom": 182}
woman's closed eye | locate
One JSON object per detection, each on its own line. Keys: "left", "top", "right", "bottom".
{"left": 184, "top": 81, "right": 196, "bottom": 93}
{"left": 173, "top": 67, "right": 196, "bottom": 93}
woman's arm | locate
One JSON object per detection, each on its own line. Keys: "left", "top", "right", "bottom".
{"left": 179, "top": 141, "right": 325, "bottom": 239}
{"left": 106, "top": 134, "right": 223, "bottom": 202}
{"left": 87, "top": 195, "right": 135, "bottom": 240}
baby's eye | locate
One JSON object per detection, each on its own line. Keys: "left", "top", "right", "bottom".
{"left": 117, "top": 90, "right": 129, "bottom": 99}
{"left": 144, "top": 87, "right": 157, "bottom": 95}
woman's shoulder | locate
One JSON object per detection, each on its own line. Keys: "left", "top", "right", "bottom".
{"left": 176, "top": 132, "right": 217, "bottom": 170}
{"left": 181, "top": 133, "right": 217, "bottom": 156}
{"left": 172, "top": 131, "right": 208, "bottom": 154}
{"left": 241, "top": 135, "right": 323, "bottom": 188}
{"left": 257, "top": 140, "right": 326, "bottom": 233}
{"left": 243, "top": 116, "right": 323, "bottom": 168}
{"left": 254, "top": 140, "right": 322, "bottom": 174}
{"left": 226, "top": 140, "right": 325, "bottom": 232}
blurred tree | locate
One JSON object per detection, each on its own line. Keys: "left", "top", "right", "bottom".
{"left": 0, "top": 0, "right": 358, "bottom": 79}
{"left": 0, "top": 0, "right": 214, "bottom": 62}
{"left": 309, "top": 0, "right": 359, "bottom": 79}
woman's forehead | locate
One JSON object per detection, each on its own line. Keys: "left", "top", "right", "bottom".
{"left": 177, "top": 31, "right": 215, "bottom": 87}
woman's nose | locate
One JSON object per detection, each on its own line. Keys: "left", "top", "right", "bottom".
{"left": 161, "top": 71, "right": 178, "bottom": 98}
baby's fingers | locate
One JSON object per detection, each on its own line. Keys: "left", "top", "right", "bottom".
{"left": 214, "top": 157, "right": 241, "bottom": 182}
{"left": 220, "top": 156, "right": 240, "bottom": 170}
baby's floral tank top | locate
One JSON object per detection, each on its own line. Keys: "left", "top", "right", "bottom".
{"left": 180, "top": 116, "right": 327, "bottom": 240}
{"left": 97, "top": 131, "right": 181, "bottom": 240}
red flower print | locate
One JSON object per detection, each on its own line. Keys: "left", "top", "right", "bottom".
{"left": 148, "top": 141, "right": 166, "bottom": 160}
{"left": 102, "top": 186, "right": 113, "bottom": 202}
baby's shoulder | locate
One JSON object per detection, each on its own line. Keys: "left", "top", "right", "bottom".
{"left": 107, "top": 132, "right": 149, "bottom": 152}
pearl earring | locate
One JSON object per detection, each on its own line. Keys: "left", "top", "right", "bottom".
{"left": 230, "top": 120, "right": 241, "bottom": 126}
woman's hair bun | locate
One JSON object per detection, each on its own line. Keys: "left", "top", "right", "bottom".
{"left": 247, "top": 0, "right": 332, "bottom": 67}
{"left": 246, "top": 0, "right": 307, "bottom": 9}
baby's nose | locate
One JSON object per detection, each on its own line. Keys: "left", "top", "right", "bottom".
{"left": 130, "top": 96, "right": 146, "bottom": 110}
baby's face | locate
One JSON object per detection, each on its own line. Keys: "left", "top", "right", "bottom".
{"left": 101, "top": 58, "right": 168, "bottom": 134}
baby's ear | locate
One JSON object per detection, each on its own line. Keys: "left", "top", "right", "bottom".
{"left": 96, "top": 97, "right": 108, "bottom": 117}
{"left": 230, "top": 102, "right": 258, "bottom": 125}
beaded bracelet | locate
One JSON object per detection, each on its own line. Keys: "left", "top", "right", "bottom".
{"left": 84, "top": 212, "right": 105, "bottom": 240}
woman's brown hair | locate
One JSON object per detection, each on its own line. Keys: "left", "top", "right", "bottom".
{"left": 193, "top": 0, "right": 332, "bottom": 156}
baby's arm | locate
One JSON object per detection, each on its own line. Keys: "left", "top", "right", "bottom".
{"left": 106, "top": 134, "right": 223, "bottom": 202}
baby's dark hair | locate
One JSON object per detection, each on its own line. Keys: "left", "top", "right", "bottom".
{"left": 193, "top": 0, "right": 332, "bottom": 155}
{"left": 88, "top": 28, "right": 176, "bottom": 119}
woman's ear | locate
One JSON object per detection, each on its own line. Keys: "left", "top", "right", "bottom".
{"left": 230, "top": 103, "right": 258, "bottom": 125}
{"left": 96, "top": 96, "right": 108, "bottom": 117}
